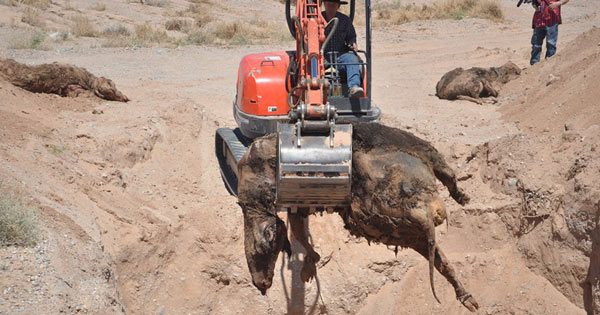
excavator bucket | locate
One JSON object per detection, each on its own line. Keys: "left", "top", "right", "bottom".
{"left": 276, "top": 123, "right": 352, "bottom": 212}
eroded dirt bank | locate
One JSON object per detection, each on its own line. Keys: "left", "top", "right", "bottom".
{"left": 1, "top": 0, "right": 599, "bottom": 314}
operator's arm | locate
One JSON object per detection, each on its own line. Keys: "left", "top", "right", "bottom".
{"left": 346, "top": 19, "right": 357, "bottom": 51}
{"left": 549, "top": 0, "right": 569, "bottom": 9}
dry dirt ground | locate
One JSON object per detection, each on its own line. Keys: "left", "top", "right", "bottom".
{"left": 0, "top": 0, "right": 599, "bottom": 314}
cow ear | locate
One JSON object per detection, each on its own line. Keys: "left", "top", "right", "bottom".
{"left": 254, "top": 221, "right": 271, "bottom": 254}
{"left": 263, "top": 225, "right": 275, "bottom": 243}
{"left": 282, "top": 238, "right": 292, "bottom": 259}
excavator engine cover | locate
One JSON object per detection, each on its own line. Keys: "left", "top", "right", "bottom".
{"left": 277, "top": 123, "right": 352, "bottom": 212}
{"left": 235, "top": 51, "right": 292, "bottom": 139}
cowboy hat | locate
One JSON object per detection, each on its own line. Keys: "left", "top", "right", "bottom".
{"left": 323, "top": 0, "right": 349, "bottom": 5}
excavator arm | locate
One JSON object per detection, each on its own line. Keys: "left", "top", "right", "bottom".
{"left": 276, "top": 0, "right": 352, "bottom": 213}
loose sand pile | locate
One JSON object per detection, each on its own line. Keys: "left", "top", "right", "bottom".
{"left": 501, "top": 26, "right": 600, "bottom": 135}
{"left": 467, "top": 27, "right": 600, "bottom": 314}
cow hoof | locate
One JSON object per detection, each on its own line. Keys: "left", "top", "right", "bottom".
{"left": 459, "top": 293, "right": 479, "bottom": 312}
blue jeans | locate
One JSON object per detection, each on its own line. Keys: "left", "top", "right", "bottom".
{"left": 530, "top": 24, "right": 558, "bottom": 65}
{"left": 334, "top": 52, "right": 361, "bottom": 88}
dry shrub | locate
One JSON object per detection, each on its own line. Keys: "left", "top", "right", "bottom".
{"left": 21, "top": 7, "right": 45, "bottom": 27}
{"left": 186, "top": 29, "right": 214, "bottom": 45}
{"left": 194, "top": 12, "right": 212, "bottom": 28}
{"left": 63, "top": 0, "right": 74, "bottom": 10}
{"left": 145, "top": 0, "right": 169, "bottom": 7}
{"left": 471, "top": 0, "right": 503, "bottom": 20}
{"left": 0, "top": 0, "right": 19, "bottom": 6}
{"left": 214, "top": 22, "right": 240, "bottom": 40}
{"left": 71, "top": 15, "right": 98, "bottom": 37}
{"left": 8, "top": 30, "right": 49, "bottom": 50}
{"left": 135, "top": 23, "right": 169, "bottom": 42}
{"left": 0, "top": 193, "right": 40, "bottom": 247}
{"left": 165, "top": 18, "right": 191, "bottom": 32}
{"left": 20, "top": 0, "right": 51, "bottom": 9}
{"left": 205, "top": 20, "right": 289, "bottom": 45}
{"left": 102, "top": 24, "right": 131, "bottom": 37}
{"left": 102, "top": 23, "right": 171, "bottom": 47}
{"left": 375, "top": 0, "right": 503, "bottom": 25}
{"left": 186, "top": 3, "right": 204, "bottom": 14}
{"left": 91, "top": 2, "right": 106, "bottom": 11}
{"left": 181, "top": 2, "right": 212, "bottom": 27}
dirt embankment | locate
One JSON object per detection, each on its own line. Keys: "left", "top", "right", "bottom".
{"left": 0, "top": 75, "right": 125, "bottom": 313}
{"left": 467, "top": 27, "right": 600, "bottom": 313}
{"left": 1, "top": 1, "right": 599, "bottom": 314}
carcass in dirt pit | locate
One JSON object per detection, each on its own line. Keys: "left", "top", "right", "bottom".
{"left": 237, "top": 122, "right": 479, "bottom": 312}
{"left": 436, "top": 61, "right": 520, "bottom": 104}
{"left": 0, "top": 58, "right": 129, "bottom": 102}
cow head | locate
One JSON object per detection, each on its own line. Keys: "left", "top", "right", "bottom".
{"left": 243, "top": 213, "right": 291, "bottom": 295}
{"left": 498, "top": 61, "right": 521, "bottom": 83}
{"left": 92, "top": 77, "right": 129, "bottom": 102}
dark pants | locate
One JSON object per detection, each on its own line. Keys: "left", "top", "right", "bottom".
{"left": 530, "top": 24, "right": 558, "bottom": 65}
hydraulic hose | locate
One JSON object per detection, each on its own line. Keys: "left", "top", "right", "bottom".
{"left": 287, "top": 85, "right": 302, "bottom": 109}
{"left": 285, "top": 0, "right": 295, "bottom": 38}
{"left": 285, "top": 59, "right": 293, "bottom": 93}
{"left": 321, "top": 17, "right": 339, "bottom": 56}
{"left": 292, "top": 16, "right": 304, "bottom": 56}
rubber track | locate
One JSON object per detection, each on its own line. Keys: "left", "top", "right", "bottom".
{"left": 215, "top": 128, "right": 250, "bottom": 196}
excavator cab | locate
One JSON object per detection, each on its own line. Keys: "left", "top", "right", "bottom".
{"left": 285, "top": 0, "right": 379, "bottom": 125}
{"left": 215, "top": 0, "right": 380, "bottom": 212}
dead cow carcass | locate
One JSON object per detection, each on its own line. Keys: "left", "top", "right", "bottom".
{"left": 238, "top": 122, "right": 479, "bottom": 312}
{"left": 436, "top": 61, "right": 520, "bottom": 104}
{"left": 0, "top": 58, "right": 129, "bottom": 102}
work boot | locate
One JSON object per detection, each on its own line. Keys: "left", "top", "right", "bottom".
{"left": 349, "top": 86, "right": 364, "bottom": 98}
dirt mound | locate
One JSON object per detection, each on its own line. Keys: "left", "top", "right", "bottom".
{"left": 500, "top": 26, "right": 600, "bottom": 136}
{"left": 0, "top": 58, "right": 129, "bottom": 102}
{"left": 465, "top": 27, "right": 600, "bottom": 313}
{"left": 0, "top": 73, "right": 125, "bottom": 314}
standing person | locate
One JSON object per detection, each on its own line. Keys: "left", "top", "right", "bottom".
{"left": 322, "top": 0, "right": 364, "bottom": 98}
{"left": 530, "top": 0, "right": 570, "bottom": 65}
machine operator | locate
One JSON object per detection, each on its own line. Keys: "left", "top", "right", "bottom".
{"left": 322, "top": 0, "right": 364, "bottom": 98}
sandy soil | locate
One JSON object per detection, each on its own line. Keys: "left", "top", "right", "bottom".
{"left": 0, "top": 0, "right": 599, "bottom": 314}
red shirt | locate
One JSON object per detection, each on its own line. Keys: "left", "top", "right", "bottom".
{"left": 532, "top": 0, "right": 562, "bottom": 28}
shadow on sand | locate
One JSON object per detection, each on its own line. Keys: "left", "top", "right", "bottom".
{"left": 280, "top": 216, "right": 328, "bottom": 315}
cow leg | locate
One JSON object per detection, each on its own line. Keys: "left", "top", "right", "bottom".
{"left": 413, "top": 242, "right": 479, "bottom": 312}
{"left": 482, "top": 80, "right": 498, "bottom": 98}
{"left": 456, "top": 95, "right": 483, "bottom": 105}
{"left": 288, "top": 213, "right": 320, "bottom": 282}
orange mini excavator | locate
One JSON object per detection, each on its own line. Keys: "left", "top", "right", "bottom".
{"left": 215, "top": 0, "right": 380, "bottom": 212}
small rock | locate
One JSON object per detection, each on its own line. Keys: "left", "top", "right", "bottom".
{"left": 507, "top": 178, "right": 518, "bottom": 187}
{"left": 564, "top": 123, "right": 575, "bottom": 131}
{"left": 546, "top": 74, "right": 559, "bottom": 86}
